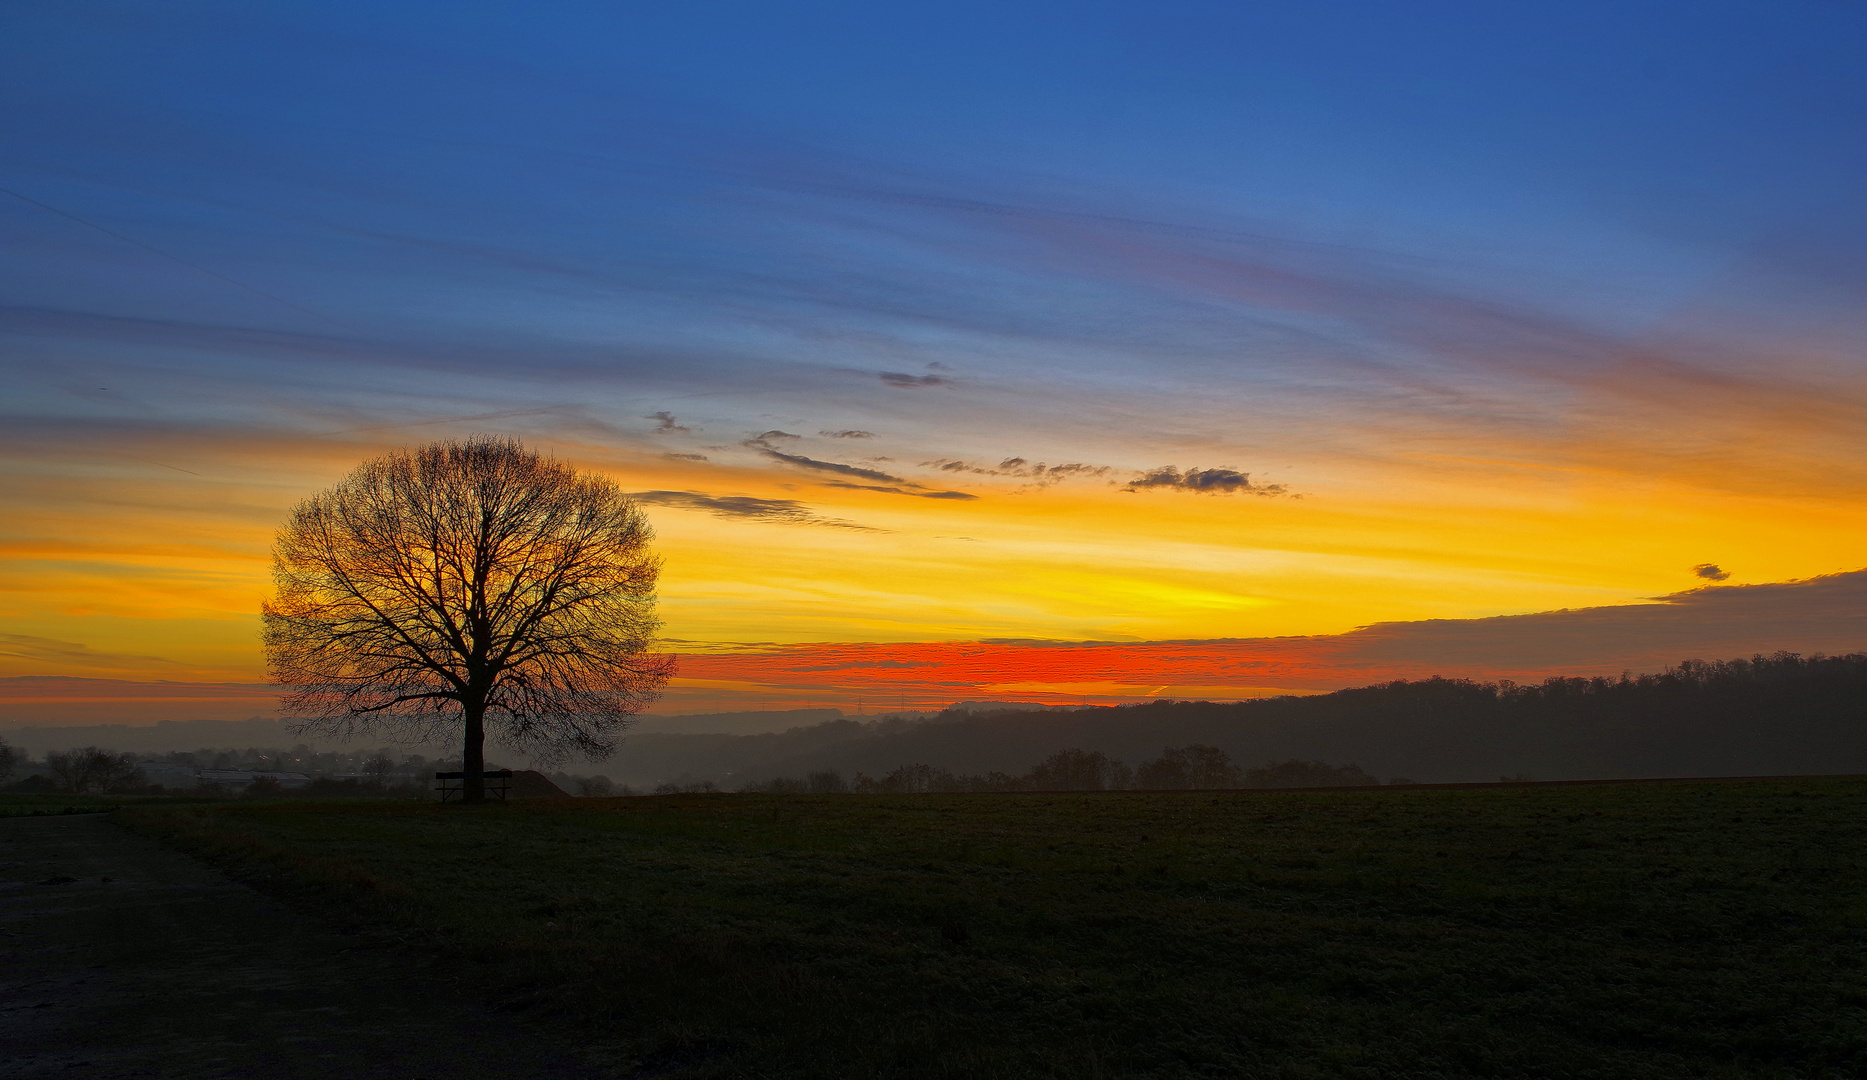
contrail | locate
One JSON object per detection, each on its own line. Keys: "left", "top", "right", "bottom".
{"left": 128, "top": 458, "right": 203, "bottom": 477}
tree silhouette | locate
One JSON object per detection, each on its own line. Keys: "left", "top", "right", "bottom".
{"left": 263, "top": 436, "right": 674, "bottom": 803}
{"left": 45, "top": 746, "right": 143, "bottom": 793}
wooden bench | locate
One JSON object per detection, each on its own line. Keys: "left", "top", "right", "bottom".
{"left": 433, "top": 769, "right": 513, "bottom": 802}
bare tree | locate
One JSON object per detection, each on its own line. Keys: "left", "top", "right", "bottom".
{"left": 1135, "top": 745, "right": 1241, "bottom": 789}
{"left": 262, "top": 436, "right": 675, "bottom": 803}
{"left": 362, "top": 752, "right": 398, "bottom": 789}
{"left": 46, "top": 747, "right": 144, "bottom": 794}
{"left": 1025, "top": 748, "right": 1131, "bottom": 791}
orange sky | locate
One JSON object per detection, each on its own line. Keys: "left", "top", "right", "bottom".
{"left": 5, "top": 402, "right": 1867, "bottom": 719}
{"left": 7, "top": 565, "right": 1866, "bottom": 724}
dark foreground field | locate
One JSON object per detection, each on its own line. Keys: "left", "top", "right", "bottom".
{"left": 122, "top": 780, "right": 1867, "bottom": 1079}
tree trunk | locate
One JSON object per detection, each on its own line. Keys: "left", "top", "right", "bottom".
{"left": 462, "top": 699, "right": 486, "bottom": 804}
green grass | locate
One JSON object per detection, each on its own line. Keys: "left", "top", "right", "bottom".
{"left": 122, "top": 779, "right": 1867, "bottom": 1078}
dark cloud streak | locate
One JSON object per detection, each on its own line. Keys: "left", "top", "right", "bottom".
{"left": 1124, "top": 466, "right": 1289, "bottom": 496}
{"left": 628, "top": 490, "right": 884, "bottom": 531}
{"left": 880, "top": 371, "right": 948, "bottom": 387}
{"left": 821, "top": 481, "right": 978, "bottom": 500}
{"left": 748, "top": 441, "right": 906, "bottom": 483}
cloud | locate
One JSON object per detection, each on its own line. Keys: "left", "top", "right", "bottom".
{"left": 924, "top": 457, "right": 1111, "bottom": 485}
{"left": 880, "top": 372, "right": 949, "bottom": 388}
{"left": 1693, "top": 563, "right": 1732, "bottom": 581}
{"left": 748, "top": 441, "right": 907, "bottom": 483}
{"left": 1334, "top": 569, "right": 1867, "bottom": 674}
{"left": 822, "top": 481, "right": 979, "bottom": 500}
{"left": 754, "top": 429, "right": 801, "bottom": 440}
{"left": 646, "top": 411, "right": 691, "bottom": 433}
{"left": 741, "top": 437, "right": 975, "bottom": 498}
{"left": 663, "top": 452, "right": 709, "bottom": 461}
{"left": 1123, "top": 467, "right": 1289, "bottom": 495}
{"left": 0, "top": 633, "right": 180, "bottom": 670}
{"left": 820, "top": 430, "right": 875, "bottom": 439}
{"left": 628, "top": 490, "right": 883, "bottom": 531}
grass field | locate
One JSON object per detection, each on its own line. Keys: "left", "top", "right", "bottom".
{"left": 0, "top": 792, "right": 221, "bottom": 817}
{"left": 117, "top": 779, "right": 1867, "bottom": 1078}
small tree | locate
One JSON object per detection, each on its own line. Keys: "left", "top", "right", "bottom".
{"left": 1136, "top": 744, "right": 1240, "bottom": 789}
{"left": 245, "top": 775, "right": 286, "bottom": 798}
{"left": 45, "top": 747, "right": 144, "bottom": 793}
{"left": 0, "top": 734, "right": 16, "bottom": 785}
{"left": 362, "top": 752, "right": 398, "bottom": 789}
{"left": 1241, "top": 759, "right": 1379, "bottom": 789}
{"left": 1024, "top": 748, "right": 1131, "bottom": 791}
{"left": 263, "top": 437, "right": 675, "bottom": 803}
{"left": 806, "top": 770, "right": 848, "bottom": 794}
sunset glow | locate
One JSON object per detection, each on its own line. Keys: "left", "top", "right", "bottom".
{"left": 5, "top": 4, "right": 1866, "bottom": 721}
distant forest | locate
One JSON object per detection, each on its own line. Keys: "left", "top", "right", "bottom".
{"left": 5, "top": 653, "right": 1864, "bottom": 794}
{"left": 631, "top": 653, "right": 1867, "bottom": 791}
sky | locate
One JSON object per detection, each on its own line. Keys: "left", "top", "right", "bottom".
{"left": 4, "top": 1, "right": 1867, "bottom": 717}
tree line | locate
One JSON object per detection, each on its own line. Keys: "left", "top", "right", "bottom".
{"left": 697, "top": 651, "right": 1867, "bottom": 790}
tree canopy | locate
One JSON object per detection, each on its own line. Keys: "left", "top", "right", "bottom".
{"left": 262, "top": 436, "right": 674, "bottom": 801}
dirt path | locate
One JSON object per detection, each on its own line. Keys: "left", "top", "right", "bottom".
{"left": 0, "top": 814, "right": 607, "bottom": 1080}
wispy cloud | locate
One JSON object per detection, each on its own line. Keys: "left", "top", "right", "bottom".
{"left": 0, "top": 633, "right": 180, "bottom": 670}
{"left": 822, "top": 481, "right": 978, "bottom": 500}
{"left": 925, "top": 457, "right": 1111, "bottom": 486}
{"left": 629, "top": 490, "right": 884, "bottom": 531}
{"left": 820, "top": 430, "right": 875, "bottom": 439}
{"left": 646, "top": 411, "right": 691, "bottom": 433}
{"left": 737, "top": 435, "right": 976, "bottom": 498}
{"left": 747, "top": 440, "right": 906, "bottom": 483}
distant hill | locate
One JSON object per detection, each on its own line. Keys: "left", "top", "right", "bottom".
{"left": 13, "top": 657, "right": 1863, "bottom": 790}
{"left": 608, "top": 653, "right": 1867, "bottom": 789}
{"left": 629, "top": 701, "right": 1069, "bottom": 736}
{"left": 631, "top": 708, "right": 856, "bottom": 735}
